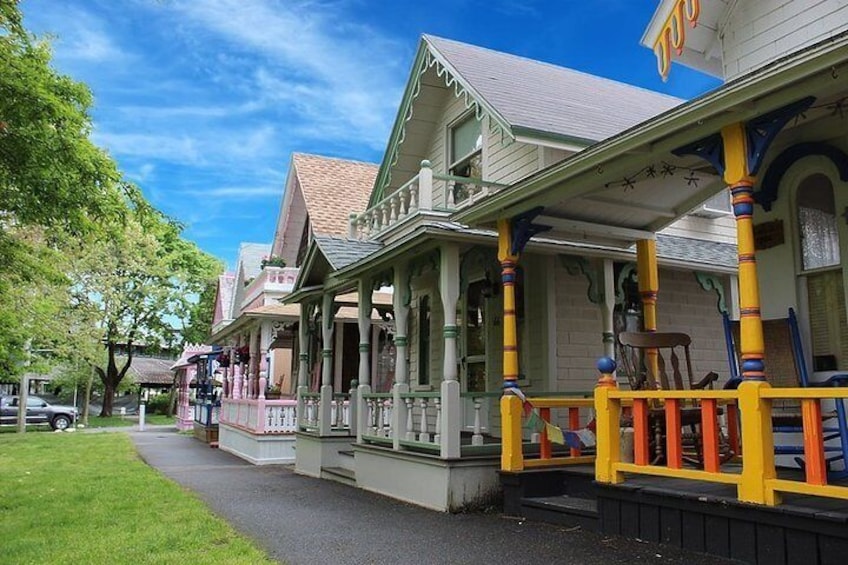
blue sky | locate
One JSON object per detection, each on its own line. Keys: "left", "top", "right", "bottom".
{"left": 22, "top": 0, "right": 719, "bottom": 270}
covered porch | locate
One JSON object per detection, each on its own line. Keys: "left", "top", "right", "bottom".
{"left": 456, "top": 31, "right": 848, "bottom": 563}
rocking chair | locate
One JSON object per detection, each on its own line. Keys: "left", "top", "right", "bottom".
{"left": 722, "top": 310, "right": 848, "bottom": 479}
{"left": 617, "top": 331, "right": 726, "bottom": 466}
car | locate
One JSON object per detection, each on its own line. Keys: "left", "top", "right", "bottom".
{"left": 0, "top": 395, "right": 79, "bottom": 430}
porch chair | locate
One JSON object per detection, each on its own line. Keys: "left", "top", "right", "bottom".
{"left": 617, "top": 331, "right": 724, "bottom": 466}
{"left": 721, "top": 309, "right": 848, "bottom": 479}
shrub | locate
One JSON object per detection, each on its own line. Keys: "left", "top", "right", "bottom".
{"left": 146, "top": 394, "right": 172, "bottom": 416}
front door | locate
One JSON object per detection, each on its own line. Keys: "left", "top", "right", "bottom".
{"left": 462, "top": 279, "right": 489, "bottom": 432}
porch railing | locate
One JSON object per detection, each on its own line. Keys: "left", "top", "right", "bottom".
{"left": 220, "top": 398, "right": 297, "bottom": 434}
{"left": 193, "top": 403, "right": 220, "bottom": 427}
{"left": 596, "top": 385, "right": 848, "bottom": 504}
{"left": 297, "top": 392, "right": 351, "bottom": 434}
{"left": 349, "top": 161, "right": 507, "bottom": 240}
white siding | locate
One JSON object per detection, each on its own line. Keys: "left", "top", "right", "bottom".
{"left": 425, "top": 95, "right": 470, "bottom": 207}
{"left": 722, "top": 0, "right": 848, "bottom": 79}
{"left": 659, "top": 215, "right": 737, "bottom": 244}
{"left": 485, "top": 132, "right": 539, "bottom": 186}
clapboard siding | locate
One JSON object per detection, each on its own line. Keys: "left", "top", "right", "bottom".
{"left": 659, "top": 215, "right": 737, "bottom": 245}
{"left": 722, "top": 0, "right": 848, "bottom": 79}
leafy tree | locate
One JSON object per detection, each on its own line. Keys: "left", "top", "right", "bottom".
{"left": 68, "top": 207, "right": 221, "bottom": 416}
{"left": 181, "top": 279, "right": 218, "bottom": 344}
{"left": 0, "top": 0, "right": 125, "bottom": 235}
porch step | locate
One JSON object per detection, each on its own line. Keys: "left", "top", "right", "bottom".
{"left": 322, "top": 466, "right": 356, "bottom": 487}
{"left": 519, "top": 495, "right": 599, "bottom": 532}
{"left": 338, "top": 449, "right": 355, "bottom": 458}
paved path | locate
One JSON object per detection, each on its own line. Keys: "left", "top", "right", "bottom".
{"left": 131, "top": 430, "right": 732, "bottom": 565}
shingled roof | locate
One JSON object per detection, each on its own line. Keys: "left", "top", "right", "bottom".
{"left": 293, "top": 154, "right": 378, "bottom": 236}
{"left": 314, "top": 235, "right": 382, "bottom": 270}
{"left": 424, "top": 35, "right": 683, "bottom": 145}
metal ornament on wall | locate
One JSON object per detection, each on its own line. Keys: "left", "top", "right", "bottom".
{"left": 694, "top": 272, "right": 728, "bottom": 315}
{"left": 559, "top": 255, "right": 604, "bottom": 305}
{"left": 602, "top": 161, "right": 703, "bottom": 193}
{"left": 615, "top": 263, "right": 638, "bottom": 306}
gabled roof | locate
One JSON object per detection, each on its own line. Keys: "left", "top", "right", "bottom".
{"left": 213, "top": 272, "right": 236, "bottom": 324}
{"left": 424, "top": 35, "right": 683, "bottom": 145}
{"left": 117, "top": 356, "right": 177, "bottom": 385}
{"left": 292, "top": 153, "right": 378, "bottom": 236}
{"left": 372, "top": 34, "right": 683, "bottom": 204}
{"left": 314, "top": 235, "right": 382, "bottom": 270}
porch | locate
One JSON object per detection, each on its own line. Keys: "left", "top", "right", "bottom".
{"left": 217, "top": 396, "right": 298, "bottom": 465}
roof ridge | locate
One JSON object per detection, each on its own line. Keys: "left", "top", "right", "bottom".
{"left": 292, "top": 152, "right": 379, "bottom": 168}
{"left": 422, "top": 34, "right": 684, "bottom": 103}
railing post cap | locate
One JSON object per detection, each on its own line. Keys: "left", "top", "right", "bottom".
{"left": 420, "top": 159, "right": 431, "bottom": 169}
{"left": 597, "top": 357, "right": 617, "bottom": 374}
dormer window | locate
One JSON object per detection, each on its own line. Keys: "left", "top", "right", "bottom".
{"left": 449, "top": 114, "right": 483, "bottom": 202}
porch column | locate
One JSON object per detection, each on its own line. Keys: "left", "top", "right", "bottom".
{"left": 248, "top": 327, "right": 259, "bottom": 398}
{"left": 722, "top": 122, "right": 765, "bottom": 381}
{"left": 601, "top": 259, "right": 616, "bottom": 359}
{"left": 356, "top": 279, "right": 373, "bottom": 442}
{"left": 636, "top": 239, "right": 659, "bottom": 333}
{"left": 499, "top": 218, "right": 523, "bottom": 471}
{"left": 296, "top": 302, "right": 310, "bottom": 429}
{"left": 392, "top": 263, "right": 410, "bottom": 450}
{"left": 439, "top": 243, "right": 461, "bottom": 458}
{"left": 319, "top": 293, "right": 335, "bottom": 435}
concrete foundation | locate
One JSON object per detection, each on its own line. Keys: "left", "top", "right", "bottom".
{"left": 294, "top": 432, "right": 356, "bottom": 477}
{"left": 218, "top": 424, "right": 296, "bottom": 465}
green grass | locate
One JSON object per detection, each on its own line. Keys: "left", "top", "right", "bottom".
{"left": 0, "top": 433, "right": 276, "bottom": 564}
{"left": 80, "top": 414, "right": 175, "bottom": 428}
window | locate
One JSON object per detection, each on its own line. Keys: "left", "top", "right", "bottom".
{"left": 449, "top": 114, "right": 483, "bottom": 203}
{"left": 798, "top": 173, "right": 840, "bottom": 270}
{"left": 418, "top": 295, "right": 431, "bottom": 386}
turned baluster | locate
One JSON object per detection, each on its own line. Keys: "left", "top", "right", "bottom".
{"left": 472, "top": 397, "right": 483, "bottom": 446}
{"left": 383, "top": 399, "right": 393, "bottom": 437}
{"left": 447, "top": 181, "right": 456, "bottom": 208}
{"left": 389, "top": 195, "right": 399, "bottom": 223}
{"left": 398, "top": 188, "right": 408, "bottom": 219}
{"left": 405, "top": 398, "right": 415, "bottom": 441}
{"left": 419, "top": 398, "right": 430, "bottom": 443}
{"left": 409, "top": 184, "right": 419, "bottom": 214}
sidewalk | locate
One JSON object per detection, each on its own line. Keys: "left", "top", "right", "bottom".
{"left": 130, "top": 430, "right": 731, "bottom": 565}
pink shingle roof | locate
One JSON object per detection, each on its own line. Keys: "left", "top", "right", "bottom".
{"left": 292, "top": 153, "right": 377, "bottom": 236}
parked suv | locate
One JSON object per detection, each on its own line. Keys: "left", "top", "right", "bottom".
{"left": 0, "top": 395, "right": 78, "bottom": 430}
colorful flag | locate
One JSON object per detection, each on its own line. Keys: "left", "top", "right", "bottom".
{"left": 546, "top": 421, "right": 565, "bottom": 445}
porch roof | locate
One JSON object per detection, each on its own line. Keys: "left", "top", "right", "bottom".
{"left": 333, "top": 221, "right": 737, "bottom": 280}
{"left": 455, "top": 30, "right": 848, "bottom": 241}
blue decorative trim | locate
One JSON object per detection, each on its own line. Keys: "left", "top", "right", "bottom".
{"left": 745, "top": 97, "right": 815, "bottom": 176}
{"left": 672, "top": 133, "right": 725, "bottom": 177}
{"left": 502, "top": 380, "right": 519, "bottom": 389}
{"left": 510, "top": 206, "right": 551, "bottom": 256}
{"left": 756, "top": 142, "right": 848, "bottom": 211}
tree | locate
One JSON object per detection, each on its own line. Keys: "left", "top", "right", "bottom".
{"left": 181, "top": 279, "right": 218, "bottom": 344}
{"left": 68, "top": 207, "right": 222, "bottom": 416}
{"left": 0, "top": 0, "right": 125, "bottom": 235}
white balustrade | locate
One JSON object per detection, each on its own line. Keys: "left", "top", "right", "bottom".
{"left": 471, "top": 397, "right": 483, "bottom": 446}
{"left": 419, "top": 398, "right": 430, "bottom": 443}
{"left": 405, "top": 398, "right": 415, "bottom": 441}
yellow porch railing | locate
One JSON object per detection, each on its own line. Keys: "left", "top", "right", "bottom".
{"left": 501, "top": 395, "right": 596, "bottom": 472}
{"left": 502, "top": 362, "right": 848, "bottom": 506}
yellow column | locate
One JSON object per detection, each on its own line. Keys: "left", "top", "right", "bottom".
{"left": 737, "top": 381, "right": 779, "bottom": 504}
{"left": 498, "top": 218, "right": 524, "bottom": 472}
{"left": 594, "top": 357, "right": 622, "bottom": 484}
{"left": 636, "top": 239, "right": 659, "bottom": 332}
{"left": 636, "top": 239, "right": 660, "bottom": 381}
{"left": 721, "top": 122, "right": 766, "bottom": 381}
{"left": 498, "top": 219, "right": 520, "bottom": 386}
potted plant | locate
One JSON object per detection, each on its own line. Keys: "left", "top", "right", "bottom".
{"left": 265, "top": 384, "right": 282, "bottom": 399}
{"left": 261, "top": 255, "right": 286, "bottom": 269}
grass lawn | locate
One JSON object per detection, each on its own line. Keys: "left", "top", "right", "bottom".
{"left": 0, "top": 433, "right": 275, "bottom": 564}
{"left": 81, "top": 414, "right": 175, "bottom": 428}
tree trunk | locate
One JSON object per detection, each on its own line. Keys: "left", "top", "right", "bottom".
{"left": 98, "top": 341, "right": 131, "bottom": 417}
{"left": 83, "top": 365, "right": 94, "bottom": 426}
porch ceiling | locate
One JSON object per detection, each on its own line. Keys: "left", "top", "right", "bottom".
{"left": 456, "top": 32, "right": 848, "bottom": 246}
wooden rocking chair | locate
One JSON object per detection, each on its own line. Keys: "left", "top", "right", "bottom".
{"left": 617, "top": 331, "right": 726, "bottom": 466}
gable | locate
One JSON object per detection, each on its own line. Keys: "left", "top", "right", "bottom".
{"left": 371, "top": 35, "right": 683, "bottom": 205}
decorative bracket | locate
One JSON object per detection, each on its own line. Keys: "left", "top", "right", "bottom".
{"left": 745, "top": 96, "right": 815, "bottom": 176}
{"left": 560, "top": 255, "right": 604, "bottom": 305}
{"left": 672, "top": 132, "right": 725, "bottom": 177}
{"left": 694, "top": 271, "right": 727, "bottom": 314}
{"left": 756, "top": 142, "right": 848, "bottom": 211}
{"left": 510, "top": 206, "right": 551, "bottom": 256}
{"left": 404, "top": 248, "right": 440, "bottom": 307}
{"left": 614, "top": 263, "right": 638, "bottom": 306}
{"left": 459, "top": 246, "right": 499, "bottom": 291}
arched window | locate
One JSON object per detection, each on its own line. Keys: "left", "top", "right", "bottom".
{"left": 798, "top": 173, "right": 840, "bottom": 270}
